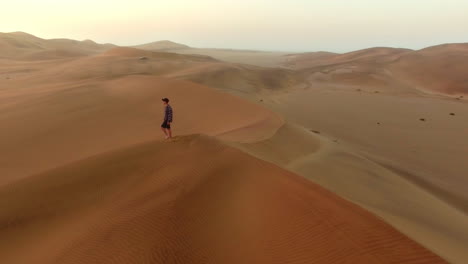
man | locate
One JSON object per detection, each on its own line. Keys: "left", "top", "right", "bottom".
{"left": 161, "top": 98, "right": 173, "bottom": 139}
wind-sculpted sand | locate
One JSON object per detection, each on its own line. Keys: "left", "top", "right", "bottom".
{"left": 0, "top": 135, "right": 445, "bottom": 264}
{"left": 1, "top": 32, "right": 466, "bottom": 263}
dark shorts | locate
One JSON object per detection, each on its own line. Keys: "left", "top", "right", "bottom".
{"left": 161, "top": 120, "right": 171, "bottom": 129}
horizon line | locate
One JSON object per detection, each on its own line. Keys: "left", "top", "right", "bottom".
{"left": 2, "top": 31, "right": 467, "bottom": 54}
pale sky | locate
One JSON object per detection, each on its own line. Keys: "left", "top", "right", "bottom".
{"left": 2, "top": 0, "right": 468, "bottom": 52}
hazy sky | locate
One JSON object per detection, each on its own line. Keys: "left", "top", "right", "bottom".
{"left": 2, "top": 0, "right": 468, "bottom": 52}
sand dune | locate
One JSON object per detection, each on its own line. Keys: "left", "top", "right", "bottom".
{"left": 232, "top": 122, "right": 468, "bottom": 263}
{"left": 165, "top": 63, "right": 303, "bottom": 96}
{"left": 133, "top": 40, "right": 190, "bottom": 51}
{"left": 100, "top": 47, "right": 209, "bottom": 59}
{"left": 389, "top": 43, "right": 468, "bottom": 95}
{"left": 285, "top": 48, "right": 411, "bottom": 69}
{"left": 266, "top": 91, "right": 468, "bottom": 207}
{"left": 1, "top": 32, "right": 467, "bottom": 263}
{"left": 0, "top": 32, "right": 114, "bottom": 60}
{"left": 283, "top": 48, "right": 416, "bottom": 93}
{"left": 0, "top": 45, "right": 300, "bottom": 98}
{"left": 134, "top": 40, "right": 289, "bottom": 67}
{"left": 0, "top": 135, "right": 445, "bottom": 264}
{"left": 26, "top": 47, "right": 218, "bottom": 83}
{"left": 284, "top": 51, "right": 338, "bottom": 68}
{"left": 0, "top": 73, "right": 282, "bottom": 185}
{"left": 326, "top": 47, "right": 412, "bottom": 64}
{"left": 282, "top": 45, "right": 468, "bottom": 95}
{"left": 154, "top": 41, "right": 468, "bottom": 262}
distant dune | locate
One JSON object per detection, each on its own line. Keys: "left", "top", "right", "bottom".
{"left": 0, "top": 32, "right": 114, "bottom": 60}
{"left": 285, "top": 47, "right": 411, "bottom": 69}
{"left": 6, "top": 45, "right": 300, "bottom": 97}
{"left": 285, "top": 45, "right": 467, "bottom": 95}
{"left": 1, "top": 32, "right": 467, "bottom": 263}
{"left": 329, "top": 47, "right": 412, "bottom": 64}
{"left": 3, "top": 31, "right": 465, "bottom": 94}
{"left": 389, "top": 43, "right": 468, "bottom": 94}
{"left": 100, "top": 46, "right": 215, "bottom": 61}
{"left": 284, "top": 51, "right": 338, "bottom": 68}
{"left": 134, "top": 39, "right": 289, "bottom": 67}
{"left": 133, "top": 40, "right": 190, "bottom": 50}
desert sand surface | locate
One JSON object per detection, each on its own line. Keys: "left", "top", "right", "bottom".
{"left": 0, "top": 72, "right": 282, "bottom": 183}
{"left": 232, "top": 48, "right": 468, "bottom": 262}
{"left": 0, "top": 32, "right": 466, "bottom": 263}
{"left": 236, "top": 97, "right": 468, "bottom": 262}
{"left": 0, "top": 135, "right": 445, "bottom": 264}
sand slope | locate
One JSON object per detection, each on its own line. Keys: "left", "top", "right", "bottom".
{"left": 389, "top": 43, "right": 468, "bottom": 95}
{"left": 0, "top": 74, "right": 282, "bottom": 185}
{"left": 0, "top": 135, "right": 445, "bottom": 264}
{"left": 232, "top": 122, "right": 468, "bottom": 263}
{"left": 265, "top": 88, "right": 468, "bottom": 209}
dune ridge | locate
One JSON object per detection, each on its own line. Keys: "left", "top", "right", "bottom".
{"left": 0, "top": 74, "right": 282, "bottom": 185}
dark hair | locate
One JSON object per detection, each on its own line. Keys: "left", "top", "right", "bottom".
{"left": 162, "top": 98, "right": 169, "bottom": 103}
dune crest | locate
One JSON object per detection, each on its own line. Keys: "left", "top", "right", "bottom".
{"left": 0, "top": 74, "right": 282, "bottom": 185}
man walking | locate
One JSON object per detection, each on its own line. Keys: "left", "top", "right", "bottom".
{"left": 161, "top": 98, "right": 173, "bottom": 139}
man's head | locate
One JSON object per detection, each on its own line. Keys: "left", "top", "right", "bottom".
{"left": 162, "top": 98, "right": 169, "bottom": 105}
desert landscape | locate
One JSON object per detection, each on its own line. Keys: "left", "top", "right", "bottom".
{"left": 1, "top": 31, "right": 467, "bottom": 263}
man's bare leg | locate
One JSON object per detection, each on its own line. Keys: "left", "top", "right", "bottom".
{"left": 161, "top": 127, "right": 168, "bottom": 138}
{"left": 166, "top": 128, "right": 172, "bottom": 139}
